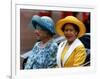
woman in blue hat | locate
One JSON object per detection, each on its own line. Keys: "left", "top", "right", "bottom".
{"left": 24, "top": 15, "right": 58, "bottom": 69}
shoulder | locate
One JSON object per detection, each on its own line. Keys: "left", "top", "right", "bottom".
{"left": 74, "top": 44, "right": 86, "bottom": 54}
{"left": 32, "top": 42, "right": 40, "bottom": 50}
{"left": 75, "top": 39, "right": 86, "bottom": 50}
{"left": 76, "top": 44, "right": 85, "bottom": 50}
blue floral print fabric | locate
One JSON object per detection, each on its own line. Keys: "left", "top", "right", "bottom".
{"left": 24, "top": 39, "right": 58, "bottom": 69}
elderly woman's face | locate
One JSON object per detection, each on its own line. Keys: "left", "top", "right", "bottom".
{"left": 63, "top": 24, "right": 78, "bottom": 42}
{"left": 33, "top": 25, "right": 49, "bottom": 40}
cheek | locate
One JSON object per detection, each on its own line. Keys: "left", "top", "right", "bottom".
{"left": 74, "top": 32, "right": 78, "bottom": 36}
{"left": 71, "top": 32, "right": 77, "bottom": 37}
{"left": 39, "top": 31, "right": 47, "bottom": 37}
{"left": 64, "top": 31, "right": 76, "bottom": 39}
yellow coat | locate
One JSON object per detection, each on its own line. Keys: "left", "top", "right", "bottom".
{"left": 57, "top": 39, "right": 86, "bottom": 67}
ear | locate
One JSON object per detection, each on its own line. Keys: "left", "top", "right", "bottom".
{"left": 75, "top": 31, "right": 78, "bottom": 36}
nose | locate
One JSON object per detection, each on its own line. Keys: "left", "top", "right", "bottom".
{"left": 34, "top": 30, "right": 40, "bottom": 35}
{"left": 65, "top": 30, "right": 71, "bottom": 35}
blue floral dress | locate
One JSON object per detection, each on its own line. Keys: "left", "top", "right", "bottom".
{"left": 24, "top": 39, "right": 58, "bottom": 69}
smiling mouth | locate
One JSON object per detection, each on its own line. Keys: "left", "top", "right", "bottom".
{"left": 66, "top": 36, "right": 72, "bottom": 38}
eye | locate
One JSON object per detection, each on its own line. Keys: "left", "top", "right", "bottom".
{"left": 64, "top": 29, "right": 73, "bottom": 32}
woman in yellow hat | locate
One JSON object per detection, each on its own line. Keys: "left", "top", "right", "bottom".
{"left": 56, "top": 16, "right": 86, "bottom": 67}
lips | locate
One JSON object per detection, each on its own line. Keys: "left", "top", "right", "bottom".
{"left": 66, "top": 35, "right": 73, "bottom": 39}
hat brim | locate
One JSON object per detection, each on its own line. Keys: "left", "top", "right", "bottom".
{"left": 56, "top": 16, "right": 86, "bottom": 38}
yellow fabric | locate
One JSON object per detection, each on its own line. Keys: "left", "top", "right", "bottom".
{"left": 61, "top": 45, "right": 86, "bottom": 67}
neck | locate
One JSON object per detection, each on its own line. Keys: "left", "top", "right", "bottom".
{"left": 67, "top": 39, "right": 76, "bottom": 46}
{"left": 67, "top": 41, "right": 73, "bottom": 46}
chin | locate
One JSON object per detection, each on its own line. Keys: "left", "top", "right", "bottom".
{"left": 35, "top": 37, "right": 40, "bottom": 40}
{"left": 67, "top": 38, "right": 75, "bottom": 42}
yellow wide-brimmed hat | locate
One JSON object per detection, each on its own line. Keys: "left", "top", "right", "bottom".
{"left": 56, "top": 16, "right": 86, "bottom": 38}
